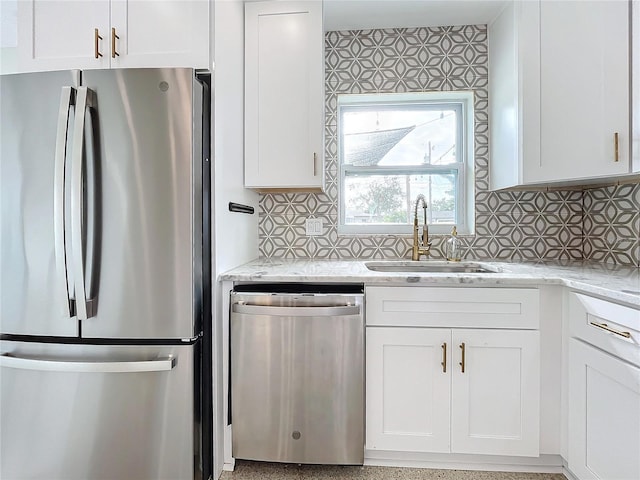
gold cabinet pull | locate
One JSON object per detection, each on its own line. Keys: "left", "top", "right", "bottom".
{"left": 614, "top": 132, "right": 619, "bottom": 162}
{"left": 590, "top": 321, "right": 631, "bottom": 338}
{"left": 94, "top": 28, "right": 103, "bottom": 58}
{"left": 313, "top": 152, "right": 317, "bottom": 176}
{"left": 459, "top": 342, "right": 466, "bottom": 373}
{"left": 111, "top": 27, "right": 120, "bottom": 58}
{"left": 441, "top": 343, "right": 447, "bottom": 373}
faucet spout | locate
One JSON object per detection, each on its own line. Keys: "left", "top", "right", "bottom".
{"left": 412, "top": 195, "right": 432, "bottom": 261}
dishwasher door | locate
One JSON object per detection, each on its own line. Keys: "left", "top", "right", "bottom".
{"left": 230, "top": 290, "right": 364, "bottom": 465}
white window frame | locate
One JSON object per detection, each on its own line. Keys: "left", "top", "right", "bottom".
{"left": 337, "top": 91, "right": 475, "bottom": 235}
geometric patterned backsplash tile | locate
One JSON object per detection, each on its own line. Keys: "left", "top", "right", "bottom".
{"left": 258, "top": 25, "right": 639, "bottom": 267}
{"left": 583, "top": 183, "right": 640, "bottom": 267}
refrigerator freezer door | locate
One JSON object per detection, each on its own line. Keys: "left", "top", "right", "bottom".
{"left": 0, "top": 70, "right": 80, "bottom": 337}
{"left": 0, "top": 340, "right": 200, "bottom": 480}
{"left": 78, "top": 68, "right": 203, "bottom": 339}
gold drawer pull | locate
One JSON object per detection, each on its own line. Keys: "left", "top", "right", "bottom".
{"left": 94, "top": 28, "right": 103, "bottom": 59}
{"left": 459, "top": 342, "right": 465, "bottom": 373}
{"left": 589, "top": 321, "right": 631, "bottom": 338}
{"left": 441, "top": 342, "right": 447, "bottom": 373}
{"left": 111, "top": 27, "right": 120, "bottom": 58}
{"left": 614, "top": 132, "right": 619, "bottom": 162}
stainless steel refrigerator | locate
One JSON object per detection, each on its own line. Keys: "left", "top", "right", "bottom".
{"left": 0, "top": 68, "right": 212, "bottom": 480}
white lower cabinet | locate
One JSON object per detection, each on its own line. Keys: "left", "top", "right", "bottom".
{"left": 567, "top": 292, "right": 640, "bottom": 480}
{"left": 568, "top": 339, "right": 640, "bottom": 480}
{"left": 366, "top": 327, "right": 451, "bottom": 453}
{"left": 366, "top": 326, "right": 540, "bottom": 457}
{"left": 450, "top": 329, "right": 540, "bottom": 456}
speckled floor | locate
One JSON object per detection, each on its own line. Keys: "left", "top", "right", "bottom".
{"left": 220, "top": 461, "right": 567, "bottom": 479}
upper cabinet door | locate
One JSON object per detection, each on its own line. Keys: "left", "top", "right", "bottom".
{"left": 489, "top": 0, "right": 633, "bottom": 189}
{"left": 2, "top": 0, "right": 209, "bottom": 74}
{"left": 244, "top": 0, "right": 324, "bottom": 191}
{"left": 110, "top": 0, "right": 209, "bottom": 69}
{"left": 16, "top": 0, "right": 110, "bottom": 72}
{"left": 536, "top": 0, "right": 630, "bottom": 182}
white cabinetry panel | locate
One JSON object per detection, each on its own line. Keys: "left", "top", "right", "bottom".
{"left": 365, "top": 286, "right": 541, "bottom": 458}
{"left": 366, "top": 328, "right": 451, "bottom": 453}
{"left": 244, "top": 0, "right": 324, "bottom": 191}
{"left": 568, "top": 338, "right": 640, "bottom": 480}
{"left": 538, "top": 0, "right": 629, "bottom": 182}
{"left": 489, "top": 0, "right": 632, "bottom": 188}
{"left": 366, "top": 286, "right": 539, "bottom": 329}
{"left": 110, "top": 1, "right": 209, "bottom": 69}
{"left": 633, "top": 0, "right": 640, "bottom": 173}
{"left": 488, "top": 0, "right": 540, "bottom": 190}
{"left": 3, "top": 0, "right": 209, "bottom": 74}
{"left": 18, "top": 0, "right": 110, "bottom": 72}
{"left": 451, "top": 329, "right": 540, "bottom": 456}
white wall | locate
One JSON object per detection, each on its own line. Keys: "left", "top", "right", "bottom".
{"left": 212, "top": 0, "right": 259, "bottom": 476}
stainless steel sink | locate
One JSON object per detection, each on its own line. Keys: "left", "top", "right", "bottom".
{"left": 364, "top": 261, "right": 500, "bottom": 273}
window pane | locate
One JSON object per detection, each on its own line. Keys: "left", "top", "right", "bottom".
{"left": 343, "top": 173, "right": 456, "bottom": 225}
{"left": 342, "top": 107, "right": 458, "bottom": 167}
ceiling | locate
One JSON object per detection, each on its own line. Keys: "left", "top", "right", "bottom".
{"left": 322, "top": 0, "right": 507, "bottom": 31}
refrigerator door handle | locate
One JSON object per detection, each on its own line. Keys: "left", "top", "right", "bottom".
{"left": 0, "top": 353, "right": 176, "bottom": 373}
{"left": 54, "top": 86, "right": 76, "bottom": 318}
{"left": 70, "top": 87, "right": 97, "bottom": 320}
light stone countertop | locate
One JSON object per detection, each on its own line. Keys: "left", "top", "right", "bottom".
{"left": 220, "top": 258, "right": 640, "bottom": 308}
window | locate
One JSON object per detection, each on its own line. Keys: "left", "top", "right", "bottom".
{"left": 338, "top": 92, "right": 474, "bottom": 235}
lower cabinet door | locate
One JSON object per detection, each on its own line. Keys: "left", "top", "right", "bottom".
{"left": 450, "top": 329, "right": 540, "bottom": 456}
{"left": 568, "top": 338, "right": 640, "bottom": 480}
{"left": 366, "top": 327, "right": 451, "bottom": 453}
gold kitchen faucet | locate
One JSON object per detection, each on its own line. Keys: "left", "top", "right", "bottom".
{"left": 412, "top": 194, "right": 432, "bottom": 261}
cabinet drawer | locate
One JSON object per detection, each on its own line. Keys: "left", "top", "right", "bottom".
{"left": 365, "top": 287, "right": 539, "bottom": 329}
{"left": 569, "top": 292, "right": 640, "bottom": 367}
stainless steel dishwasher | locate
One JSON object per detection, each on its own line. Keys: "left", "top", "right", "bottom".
{"left": 230, "top": 283, "right": 364, "bottom": 465}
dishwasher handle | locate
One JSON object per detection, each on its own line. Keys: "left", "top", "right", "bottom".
{"left": 232, "top": 303, "right": 361, "bottom": 317}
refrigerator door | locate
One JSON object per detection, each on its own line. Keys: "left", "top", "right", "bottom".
{"left": 78, "top": 68, "right": 203, "bottom": 340}
{"left": 0, "top": 340, "right": 201, "bottom": 480}
{"left": 0, "top": 70, "right": 80, "bottom": 337}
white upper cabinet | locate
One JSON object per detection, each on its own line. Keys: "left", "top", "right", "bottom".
{"left": 8, "top": 0, "right": 111, "bottom": 73}
{"left": 110, "top": 0, "right": 209, "bottom": 69}
{"left": 537, "top": 0, "right": 630, "bottom": 182}
{"left": 633, "top": 1, "right": 640, "bottom": 172}
{"left": 1, "top": 1, "right": 209, "bottom": 74}
{"left": 489, "top": 0, "right": 633, "bottom": 189}
{"left": 488, "top": 0, "right": 540, "bottom": 190}
{"left": 244, "top": 0, "right": 324, "bottom": 191}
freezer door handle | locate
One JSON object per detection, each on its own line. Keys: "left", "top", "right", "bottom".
{"left": 54, "top": 86, "right": 76, "bottom": 318}
{"left": 232, "top": 303, "right": 361, "bottom": 317}
{"left": 70, "top": 87, "right": 98, "bottom": 320}
{"left": 0, "top": 353, "right": 176, "bottom": 373}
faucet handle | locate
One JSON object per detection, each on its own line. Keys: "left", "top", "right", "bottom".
{"left": 421, "top": 225, "right": 430, "bottom": 246}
